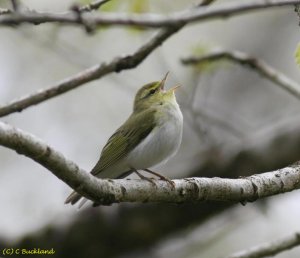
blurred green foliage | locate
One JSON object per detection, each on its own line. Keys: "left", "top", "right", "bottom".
{"left": 189, "top": 43, "right": 225, "bottom": 73}
{"left": 295, "top": 43, "right": 300, "bottom": 68}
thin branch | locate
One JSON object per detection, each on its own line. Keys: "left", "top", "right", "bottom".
{"left": 0, "top": 0, "right": 215, "bottom": 117}
{"left": 294, "top": 3, "right": 300, "bottom": 25}
{"left": 79, "top": 0, "right": 111, "bottom": 13}
{"left": 181, "top": 50, "right": 300, "bottom": 100}
{"left": 225, "top": 232, "right": 300, "bottom": 258}
{"left": 0, "top": 121, "right": 300, "bottom": 205}
{"left": 11, "top": 0, "right": 19, "bottom": 12}
{"left": 0, "top": 26, "right": 179, "bottom": 117}
{"left": 0, "top": 0, "right": 298, "bottom": 28}
{"left": 71, "top": 0, "right": 112, "bottom": 33}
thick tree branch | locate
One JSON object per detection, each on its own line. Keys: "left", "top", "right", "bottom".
{"left": 0, "top": 121, "right": 300, "bottom": 205}
{"left": 196, "top": 117, "right": 300, "bottom": 179}
{"left": 181, "top": 50, "right": 300, "bottom": 100}
{"left": 0, "top": 121, "right": 100, "bottom": 203}
{"left": 0, "top": 0, "right": 298, "bottom": 28}
{"left": 226, "top": 232, "right": 300, "bottom": 258}
{"left": 0, "top": 0, "right": 216, "bottom": 117}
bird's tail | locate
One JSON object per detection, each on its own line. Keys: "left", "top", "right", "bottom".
{"left": 65, "top": 191, "right": 82, "bottom": 205}
{"left": 65, "top": 170, "right": 133, "bottom": 208}
{"left": 65, "top": 191, "right": 89, "bottom": 208}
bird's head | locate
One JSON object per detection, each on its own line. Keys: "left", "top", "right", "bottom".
{"left": 133, "top": 72, "right": 180, "bottom": 112}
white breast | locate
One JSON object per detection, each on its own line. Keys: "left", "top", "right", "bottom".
{"left": 126, "top": 102, "right": 183, "bottom": 169}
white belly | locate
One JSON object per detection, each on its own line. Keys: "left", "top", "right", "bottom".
{"left": 126, "top": 104, "right": 183, "bottom": 169}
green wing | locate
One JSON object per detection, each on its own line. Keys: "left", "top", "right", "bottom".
{"left": 91, "top": 109, "right": 156, "bottom": 176}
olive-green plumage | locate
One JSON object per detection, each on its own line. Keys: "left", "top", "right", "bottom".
{"left": 65, "top": 73, "right": 183, "bottom": 207}
{"left": 91, "top": 108, "right": 156, "bottom": 176}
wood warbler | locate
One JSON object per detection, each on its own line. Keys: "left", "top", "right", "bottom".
{"left": 65, "top": 73, "right": 183, "bottom": 207}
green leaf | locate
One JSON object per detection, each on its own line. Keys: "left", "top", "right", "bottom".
{"left": 129, "top": 0, "right": 148, "bottom": 14}
{"left": 295, "top": 43, "right": 300, "bottom": 68}
{"left": 101, "top": 0, "right": 119, "bottom": 12}
{"left": 127, "top": 0, "right": 149, "bottom": 33}
{"left": 190, "top": 43, "right": 221, "bottom": 72}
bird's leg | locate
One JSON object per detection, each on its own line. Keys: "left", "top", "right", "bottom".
{"left": 132, "top": 168, "right": 156, "bottom": 187}
{"left": 143, "top": 169, "right": 175, "bottom": 189}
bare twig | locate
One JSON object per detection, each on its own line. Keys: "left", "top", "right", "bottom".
{"left": 71, "top": 0, "right": 112, "bottom": 33}
{"left": 294, "top": 3, "right": 300, "bottom": 25}
{"left": 11, "top": 0, "right": 19, "bottom": 12}
{"left": 79, "top": 0, "right": 111, "bottom": 13}
{"left": 225, "top": 232, "right": 300, "bottom": 258}
{"left": 182, "top": 50, "right": 300, "bottom": 100}
{"left": 0, "top": 0, "right": 298, "bottom": 28}
{"left": 0, "top": 0, "right": 215, "bottom": 117}
{"left": 0, "top": 121, "right": 300, "bottom": 205}
{"left": 0, "top": 26, "right": 179, "bottom": 117}
{"left": 70, "top": 5, "right": 95, "bottom": 33}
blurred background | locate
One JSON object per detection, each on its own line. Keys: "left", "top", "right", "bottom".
{"left": 0, "top": 0, "right": 300, "bottom": 257}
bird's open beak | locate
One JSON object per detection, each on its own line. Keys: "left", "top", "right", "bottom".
{"left": 160, "top": 72, "right": 169, "bottom": 91}
{"left": 168, "top": 84, "right": 181, "bottom": 92}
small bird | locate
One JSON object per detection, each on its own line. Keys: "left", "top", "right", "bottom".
{"left": 65, "top": 73, "right": 183, "bottom": 207}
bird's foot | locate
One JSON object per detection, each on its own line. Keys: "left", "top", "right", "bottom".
{"left": 143, "top": 169, "right": 175, "bottom": 189}
{"left": 134, "top": 170, "right": 157, "bottom": 187}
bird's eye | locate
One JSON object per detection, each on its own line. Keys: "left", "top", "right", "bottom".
{"left": 149, "top": 89, "right": 156, "bottom": 95}
{"left": 141, "top": 87, "right": 157, "bottom": 99}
